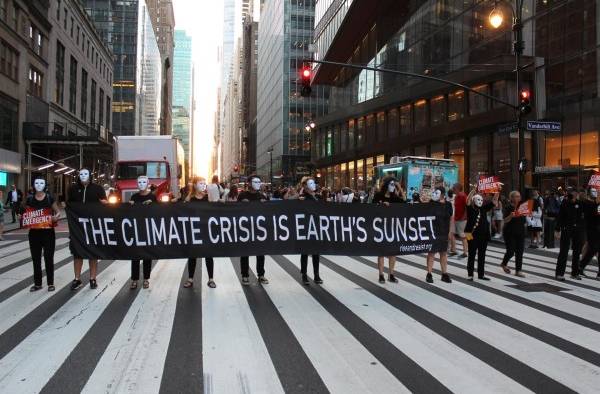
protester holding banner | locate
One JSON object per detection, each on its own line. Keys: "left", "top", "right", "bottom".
{"left": 183, "top": 176, "right": 216, "bottom": 289}
{"left": 298, "top": 177, "right": 324, "bottom": 285}
{"left": 373, "top": 177, "right": 406, "bottom": 284}
{"left": 128, "top": 176, "right": 156, "bottom": 290}
{"left": 464, "top": 187, "right": 499, "bottom": 280}
{"left": 579, "top": 188, "right": 600, "bottom": 277}
{"left": 500, "top": 191, "right": 527, "bottom": 277}
{"left": 67, "top": 168, "right": 107, "bottom": 290}
{"left": 23, "top": 178, "right": 60, "bottom": 292}
{"left": 425, "top": 186, "right": 453, "bottom": 283}
{"left": 554, "top": 188, "right": 585, "bottom": 281}
{"left": 238, "top": 175, "right": 269, "bottom": 285}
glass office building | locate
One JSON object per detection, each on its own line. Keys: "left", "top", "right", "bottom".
{"left": 173, "top": 30, "right": 192, "bottom": 113}
{"left": 312, "top": 0, "right": 600, "bottom": 192}
{"left": 257, "top": 0, "right": 329, "bottom": 182}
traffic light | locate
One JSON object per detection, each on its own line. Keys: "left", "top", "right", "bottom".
{"left": 300, "top": 65, "right": 312, "bottom": 97}
{"left": 519, "top": 89, "right": 532, "bottom": 115}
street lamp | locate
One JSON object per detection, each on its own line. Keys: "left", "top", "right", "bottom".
{"left": 489, "top": 0, "right": 527, "bottom": 195}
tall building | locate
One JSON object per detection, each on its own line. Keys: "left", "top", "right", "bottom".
{"left": 311, "top": 0, "right": 600, "bottom": 192}
{"left": 146, "top": 0, "right": 175, "bottom": 135}
{"left": 172, "top": 105, "right": 190, "bottom": 175}
{"left": 173, "top": 30, "right": 192, "bottom": 112}
{"left": 256, "top": 0, "right": 329, "bottom": 183}
{"left": 82, "top": 0, "right": 162, "bottom": 136}
{"left": 241, "top": 19, "right": 259, "bottom": 175}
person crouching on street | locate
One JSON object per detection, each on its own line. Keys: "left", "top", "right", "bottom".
{"left": 129, "top": 176, "right": 155, "bottom": 289}
{"left": 425, "top": 186, "right": 453, "bottom": 283}
{"left": 464, "top": 186, "right": 499, "bottom": 281}
{"left": 299, "top": 176, "right": 323, "bottom": 285}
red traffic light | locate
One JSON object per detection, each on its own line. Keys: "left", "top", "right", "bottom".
{"left": 301, "top": 67, "right": 311, "bottom": 79}
{"left": 520, "top": 90, "right": 530, "bottom": 100}
{"left": 300, "top": 65, "right": 312, "bottom": 97}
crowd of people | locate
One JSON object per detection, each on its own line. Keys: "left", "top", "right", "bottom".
{"left": 5, "top": 168, "right": 599, "bottom": 293}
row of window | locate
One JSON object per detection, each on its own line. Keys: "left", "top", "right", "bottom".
{"left": 0, "top": 40, "right": 18, "bottom": 80}
{"left": 0, "top": 0, "right": 47, "bottom": 60}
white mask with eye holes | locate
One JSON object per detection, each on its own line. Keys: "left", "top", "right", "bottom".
{"left": 387, "top": 182, "right": 396, "bottom": 193}
{"left": 591, "top": 189, "right": 598, "bottom": 199}
{"left": 431, "top": 189, "right": 442, "bottom": 202}
{"left": 340, "top": 193, "right": 354, "bottom": 203}
{"left": 306, "top": 179, "right": 317, "bottom": 192}
{"left": 473, "top": 194, "right": 484, "bottom": 208}
{"left": 195, "top": 181, "right": 207, "bottom": 192}
{"left": 33, "top": 179, "right": 46, "bottom": 193}
{"left": 79, "top": 169, "right": 90, "bottom": 183}
{"left": 137, "top": 176, "right": 149, "bottom": 191}
{"left": 251, "top": 178, "right": 262, "bottom": 191}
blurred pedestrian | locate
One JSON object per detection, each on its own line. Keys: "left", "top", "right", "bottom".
{"left": 5, "top": 184, "right": 23, "bottom": 223}
{"left": 527, "top": 190, "right": 543, "bottom": 248}
{"left": 500, "top": 191, "right": 526, "bottom": 277}
{"left": 0, "top": 190, "right": 5, "bottom": 240}
{"left": 426, "top": 187, "right": 453, "bottom": 283}
{"left": 465, "top": 186, "right": 499, "bottom": 280}
{"left": 579, "top": 188, "right": 600, "bottom": 278}
{"left": 543, "top": 190, "right": 560, "bottom": 248}
{"left": 450, "top": 183, "right": 468, "bottom": 258}
{"left": 555, "top": 188, "right": 585, "bottom": 281}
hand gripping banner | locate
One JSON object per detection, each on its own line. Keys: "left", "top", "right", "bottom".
{"left": 66, "top": 201, "right": 451, "bottom": 260}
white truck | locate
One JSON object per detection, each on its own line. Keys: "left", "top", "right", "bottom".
{"left": 112, "top": 135, "right": 185, "bottom": 202}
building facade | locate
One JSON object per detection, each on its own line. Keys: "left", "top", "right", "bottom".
{"left": 312, "top": 0, "right": 600, "bottom": 193}
{"left": 257, "top": 0, "right": 328, "bottom": 184}
{"left": 83, "top": 0, "right": 162, "bottom": 136}
{"left": 172, "top": 30, "right": 192, "bottom": 112}
{"left": 241, "top": 19, "right": 258, "bottom": 175}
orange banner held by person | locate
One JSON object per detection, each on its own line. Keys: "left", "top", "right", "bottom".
{"left": 21, "top": 207, "right": 56, "bottom": 229}
{"left": 514, "top": 200, "right": 533, "bottom": 217}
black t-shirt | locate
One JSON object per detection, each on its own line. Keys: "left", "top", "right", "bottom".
{"left": 26, "top": 193, "right": 55, "bottom": 209}
{"left": 372, "top": 191, "right": 404, "bottom": 204}
{"left": 130, "top": 192, "right": 157, "bottom": 204}
{"left": 465, "top": 202, "right": 494, "bottom": 240}
{"left": 188, "top": 194, "right": 209, "bottom": 203}
{"left": 503, "top": 203, "right": 526, "bottom": 235}
{"left": 583, "top": 200, "right": 600, "bottom": 233}
{"left": 238, "top": 190, "right": 267, "bottom": 202}
{"left": 300, "top": 191, "right": 319, "bottom": 201}
{"left": 67, "top": 182, "right": 106, "bottom": 203}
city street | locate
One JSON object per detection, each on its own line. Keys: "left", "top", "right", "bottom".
{"left": 0, "top": 226, "right": 599, "bottom": 393}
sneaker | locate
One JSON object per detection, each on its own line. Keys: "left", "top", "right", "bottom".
{"left": 441, "top": 273, "right": 452, "bottom": 283}
{"left": 448, "top": 251, "right": 458, "bottom": 257}
{"left": 426, "top": 273, "right": 434, "bottom": 283}
{"left": 70, "top": 279, "right": 82, "bottom": 291}
{"left": 515, "top": 271, "right": 526, "bottom": 278}
{"left": 207, "top": 279, "right": 217, "bottom": 288}
{"left": 302, "top": 274, "right": 310, "bottom": 285}
{"left": 241, "top": 277, "right": 250, "bottom": 286}
{"left": 258, "top": 276, "right": 269, "bottom": 285}
{"left": 501, "top": 265, "right": 511, "bottom": 274}
{"left": 30, "top": 285, "right": 43, "bottom": 292}
{"left": 555, "top": 275, "right": 565, "bottom": 281}
{"left": 493, "top": 234, "right": 502, "bottom": 239}
{"left": 379, "top": 274, "right": 385, "bottom": 284}
{"left": 89, "top": 279, "right": 98, "bottom": 289}
{"left": 570, "top": 274, "right": 582, "bottom": 280}
{"left": 314, "top": 276, "right": 323, "bottom": 285}
{"left": 467, "top": 276, "right": 474, "bottom": 281}
{"left": 388, "top": 274, "right": 398, "bottom": 283}
{"left": 48, "top": 285, "right": 55, "bottom": 291}
{"left": 458, "top": 253, "right": 467, "bottom": 259}
{"left": 478, "top": 276, "right": 491, "bottom": 281}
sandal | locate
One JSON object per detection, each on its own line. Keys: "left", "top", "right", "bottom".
{"left": 183, "top": 279, "right": 194, "bottom": 288}
{"left": 130, "top": 280, "right": 138, "bottom": 290}
{"left": 30, "top": 285, "right": 43, "bottom": 292}
{"left": 207, "top": 279, "right": 216, "bottom": 288}
{"left": 143, "top": 280, "right": 150, "bottom": 289}
{"left": 48, "top": 285, "right": 55, "bottom": 292}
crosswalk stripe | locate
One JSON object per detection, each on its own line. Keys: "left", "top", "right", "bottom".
{"left": 81, "top": 260, "right": 185, "bottom": 394}
{"left": 285, "top": 255, "right": 528, "bottom": 394}
{"left": 342, "top": 256, "right": 599, "bottom": 392}
{"left": 0, "top": 240, "right": 32, "bottom": 258}
{"left": 0, "top": 238, "right": 69, "bottom": 270}
{"left": 0, "top": 261, "right": 130, "bottom": 393}
{"left": 264, "top": 255, "right": 410, "bottom": 394}
{"left": 201, "top": 258, "right": 285, "bottom": 394}
{"left": 0, "top": 240, "right": 18, "bottom": 248}
{"left": 0, "top": 243, "right": 70, "bottom": 277}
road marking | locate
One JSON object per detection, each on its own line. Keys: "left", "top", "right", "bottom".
{"left": 0, "top": 238, "right": 69, "bottom": 269}
{"left": 0, "top": 248, "right": 72, "bottom": 294}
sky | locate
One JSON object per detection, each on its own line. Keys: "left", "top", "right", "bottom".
{"left": 172, "top": 0, "right": 224, "bottom": 177}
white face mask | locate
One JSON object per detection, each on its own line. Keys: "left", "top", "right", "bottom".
{"left": 591, "top": 189, "right": 598, "bottom": 199}
{"left": 431, "top": 190, "right": 441, "bottom": 202}
{"left": 137, "top": 176, "right": 149, "bottom": 191}
{"left": 33, "top": 179, "right": 46, "bottom": 192}
{"left": 473, "top": 194, "right": 484, "bottom": 207}
{"left": 251, "top": 178, "right": 262, "bottom": 191}
{"left": 195, "top": 181, "right": 207, "bottom": 192}
{"left": 79, "top": 169, "right": 90, "bottom": 183}
{"left": 387, "top": 182, "right": 396, "bottom": 193}
{"left": 306, "top": 179, "right": 316, "bottom": 192}
{"left": 340, "top": 193, "right": 354, "bottom": 203}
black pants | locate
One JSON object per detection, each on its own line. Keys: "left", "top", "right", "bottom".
{"left": 29, "top": 229, "right": 55, "bottom": 286}
{"left": 10, "top": 202, "right": 18, "bottom": 222}
{"left": 502, "top": 231, "right": 524, "bottom": 272}
{"left": 300, "top": 255, "right": 320, "bottom": 277}
{"left": 467, "top": 238, "right": 488, "bottom": 278}
{"left": 580, "top": 231, "right": 599, "bottom": 273}
{"left": 556, "top": 229, "right": 583, "bottom": 277}
{"left": 241, "top": 256, "right": 265, "bottom": 277}
{"left": 543, "top": 217, "right": 557, "bottom": 249}
{"left": 187, "top": 257, "right": 214, "bottom": 279}
{"left": 131, "top": 260, "right": 152, "bottom": 280}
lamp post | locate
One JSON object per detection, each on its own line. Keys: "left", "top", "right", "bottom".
{"left": 489, "top": 0, "right": 527, "bottom": 195}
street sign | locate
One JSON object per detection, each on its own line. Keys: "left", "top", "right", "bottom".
{"left": 526, "top": 121, "right": 561, "bottom": 132}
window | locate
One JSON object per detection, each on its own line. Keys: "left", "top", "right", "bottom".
{"left": 334, "top": 124, "right": 341, "bottom": 154}
{"left": 80, "top": 68, "right": 87, "bottom": 121}
{"left": 431, "top": 142, "right": 445, "bottom": 159}
{"left": 469, "top": 135, "right": 490, "bottom": 181}
{"left": 387, "top": 108, "right": 399, "bottom": 139}
{"left": 448, "top": 90, "right": 465, "bottom": 121}
{"left": 90, "top": 79, "right": 96, "bottom": 125}
{"left": 376, "top": 112, "right": 386, "bottom": 141}
{"left": 27, "top": 66, "right": 43, "bottom": 97}
{"left": 63, "top": 9, "right": 67, "bottom": 30}
{"left": 449, "top": 139, "right": 465, "bottom": 185}
{"left": 340, "top": 122, "right": 348, "bottom": 153}
{"left": 348, "top": 119, "right": 355, "bottom": 151}
{"left": 56, "top": 0, "right": 61, "bottom": 20}
{"left": 400, "top": 104, "right": 412, "bottom": 135}
{"left": 70, "top": 18, "right": 73, "bottom": 37}
{"left": 98, "top": 89, "right": 104, "bottom": 126}
{"left": 76, "top": 26, "right": 80, "bottom": 45}
{"left": 55, "top": 41, "right": 65, "bottom": 105}
{"left": 69, "top": 56, "right": 77, "bottom": 113}
{"left": 0, "top": 40, "right": 19, "bottom": 80}
{"left": 366, "top": 114, "right": 375, "bottom": 144}
{"left": 414, "top": 100, "right": 427, "bottom": 130}
{"left": 430, "top": 95, "right": 446, "bottom": 126}
{"left": 357, "top": 117, "right": 365, "bottom": 148}
{"left": 469, "top": 84, "right": 490, "bottom": 115}
{"left": 0, "top": 0, "right": 6, "bottom": 21}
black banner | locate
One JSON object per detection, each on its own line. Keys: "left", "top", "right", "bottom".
{"left": 66, "top": 201, "right": 450, "bottom": 259}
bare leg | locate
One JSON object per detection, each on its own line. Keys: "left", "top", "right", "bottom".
{"left": 461, "top": 238, "right": 468, "bottom": 254}
{"left": 89, "top": 259, "right": 98, "bottom": 280}
{"left": 439, "top": 252, "right": 449, "bottom": 274}
{"left": 449, "top": 233, "right": 456, "bottom": 253}
{"left": 388, "top": 256, "right": 396, "bottom": 274}
{"left": 426, "top": 253, "right": 434, "bottom": 273}
{"left": 73, "top": 258, "right": 83, "bottom": 279}
{"left": 377, "top": 256, "right": 385, "bottom": 276}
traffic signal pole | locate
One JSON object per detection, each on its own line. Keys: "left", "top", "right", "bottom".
{"left": 513, "top": 0, "right": 526, "bottom": 197}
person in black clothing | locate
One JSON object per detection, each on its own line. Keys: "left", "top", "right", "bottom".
{"left": 23, "top": 178, "right": 61, "bottom": 291}
{"left": 129, "top": 176, "right": 156, "bottom": 289}
{"left": 579, "top": 188, "right": 600, "bottom": 278}
{"left": 554, "top": 189, "right": 586, "bottom": 281}
{"left": 500, "top": 191, "right": 527, "bottom": 277}
{"left": 183, "top": 176, "right": 216, "bottom": 288}
{"left": 543, "top": 190, "right": 561, "bottom": 248}
{"left": 372, "top": 177, "right": 406, "bottom": 283}
{"left": 238, "top": 175, "right": 269, "bottom": 285}
{"left": 67, "top": 168, "right": 107, "bottom": 290}
{"left": 6, "top": 184, "right": 23, "bottom": 223}
{"left": 425, "top": 186, "right": 453, "bottom": 283}
{"left": 298, "top": 177, "right": 323, "bottom": 285}
{"left": 464, "top": 187, "right": 499, "bottom": 280}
